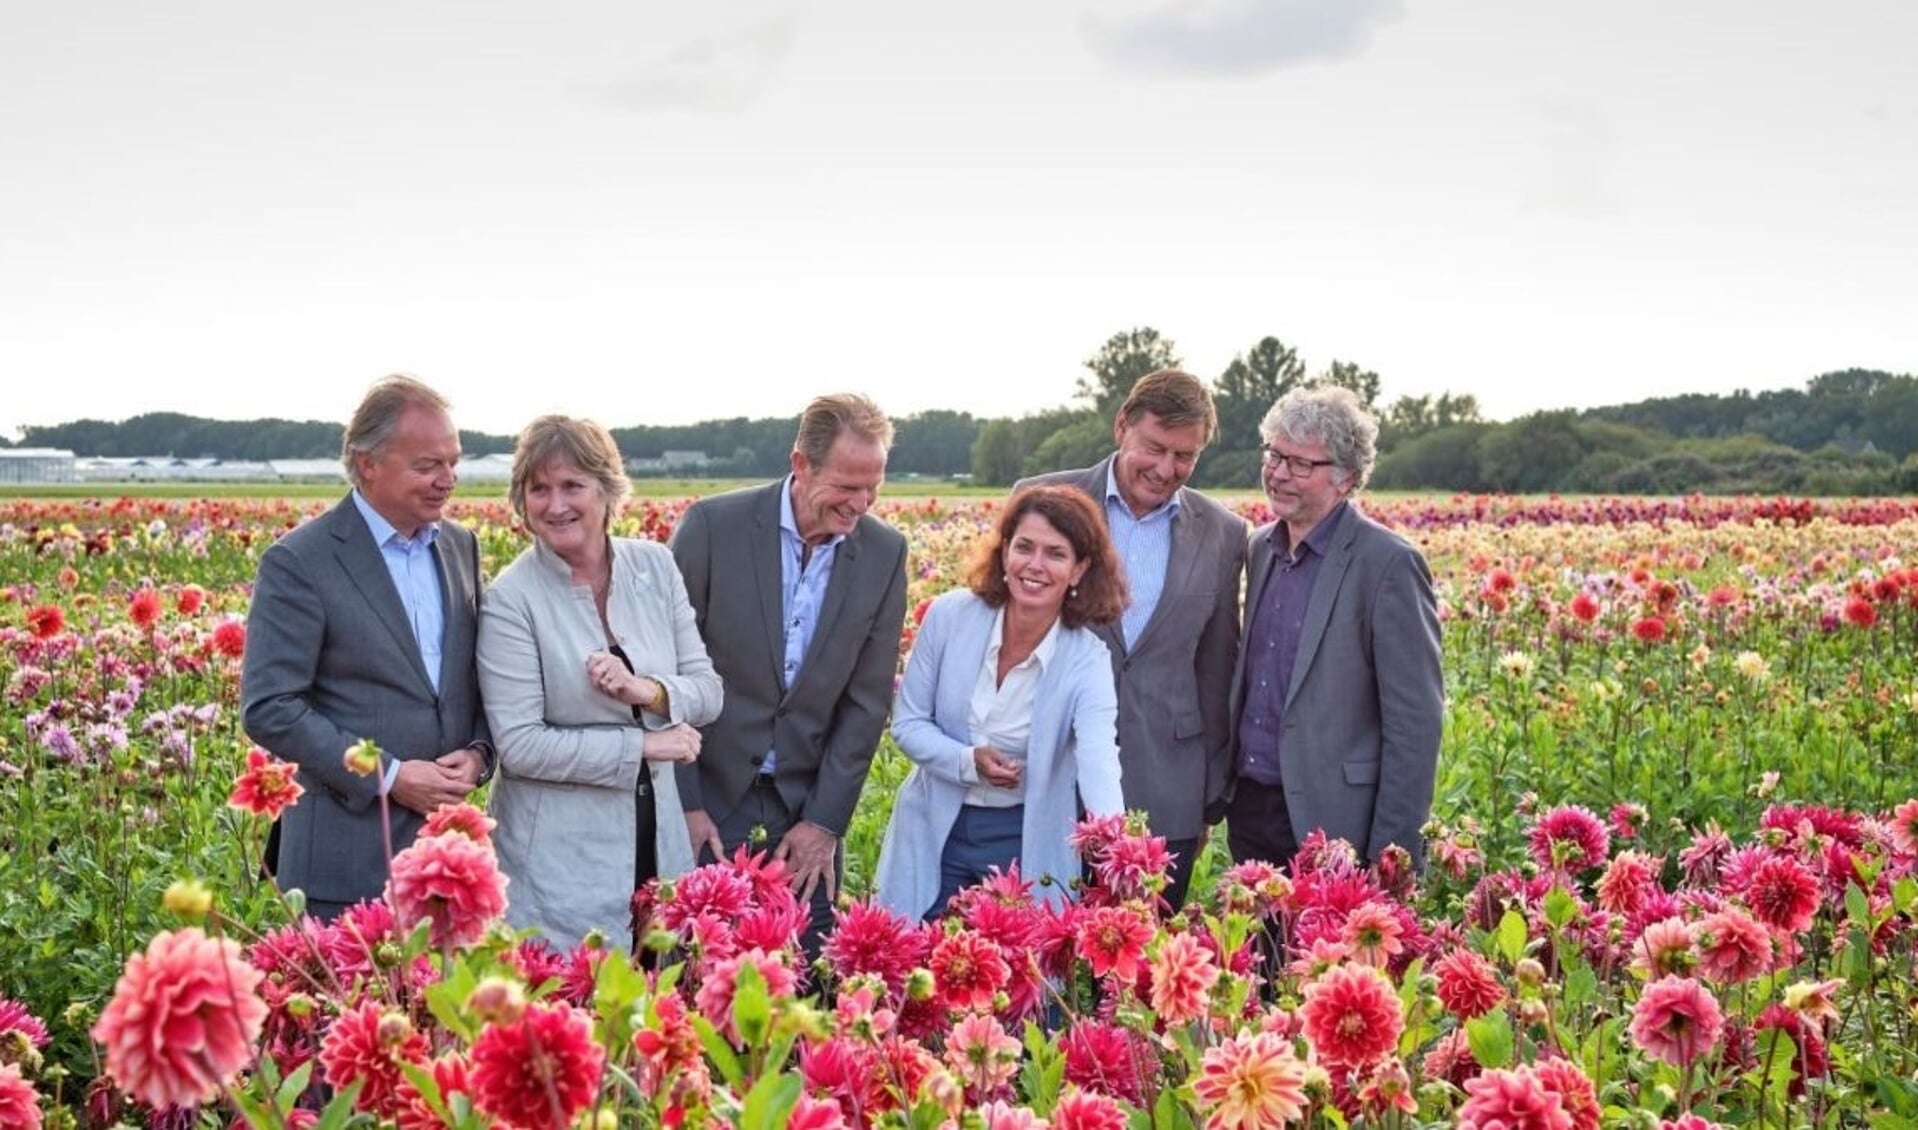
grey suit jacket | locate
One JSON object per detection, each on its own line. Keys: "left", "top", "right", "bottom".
{"left": 241, "top": 495, "right": 488, "bottom": 905}
{"left": 1018, "top": 459, "right": 1246, "bottom": 841}
{"left": 669, "top": 480, "right": 909, "bottom": 835}
{"left": 1229, "top": 503, "right": 1444, "bottom": 867}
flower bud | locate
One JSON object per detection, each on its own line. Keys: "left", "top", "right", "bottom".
{"left": 375, "top": 1011, "right": 414, "bottom": 1050}
{"left": 375, "top": 942, "right": 404, "bottom": 969}
{"left": 284, "top": 993, "right": 317, "bottom": 1020}
{"left": 1518, "top": 998, "right": 1550, "bottom": 1026}
{"left": 905, "top": 968, "right": 935, "bottom": 1002}
{"left": 343, "top": 738, "right": 382, "bottom": 777}
{"left": 1514, "top": 958, "right": 1546, "bottom": 987}
{"left": 467, "top": 977, "right": 527, "bottom": 1025}
{"left": 163, "top": 878, "right": 213, "bottom": 922}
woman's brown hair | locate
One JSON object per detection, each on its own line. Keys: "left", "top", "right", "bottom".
{"left": 966, "top": 485, "right": 1128, "bottom": 629}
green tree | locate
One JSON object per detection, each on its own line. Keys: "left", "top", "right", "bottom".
{"left": 1077, "top": 327, "right": 1180, "bottom": 420}
{"left": 1020, "top": 416, "right": 1111, "bottom": 479}
{"left": 1212, "top": 336, "right": 1305, "bottom": 452}
{"left": 1311, "top": 360, "right": 1381, "bottom": 412}
{"left": 1861, "top": 375, "right": 1918, "bottom": 461}
{"left": 1371, "top": 422, "right": 1494, "bottom": 491}
{"left": 1475, "top": 411, "right": 1589, "bottom": 492}
{"left": 891, "top": 410, "right": 981, "bottom": 477}
{"left": 971, "top": 419, "right": 1024, "bottom": 485}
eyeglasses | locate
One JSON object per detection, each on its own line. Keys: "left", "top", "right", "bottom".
{"left": 1261, "top": 447, "right": 1336, "bottom": 477}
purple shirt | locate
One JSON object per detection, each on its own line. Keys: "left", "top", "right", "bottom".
{"left": 1235, "top": 501, "right": 1348, "bottom": 786}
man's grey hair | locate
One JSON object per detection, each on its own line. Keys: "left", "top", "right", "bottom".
{"left": 340, "top": 375, "right": 452, "bottom": 487}
{"left": 1260, "top": 385, "right": 1379, "bottom": 492}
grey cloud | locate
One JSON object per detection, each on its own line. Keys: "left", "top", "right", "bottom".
{"left": 1082, "top": 0, "right": 1405, "bottom": 76}
{"left": 587, "top": 12, "right": 800, "bottom": 112}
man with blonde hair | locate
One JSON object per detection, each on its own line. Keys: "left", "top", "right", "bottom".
{"left": 671, "top": 393, "right": 909, "bottom": 947}
{"left": 243, "top": 374, "right": 493, "bottom": 919}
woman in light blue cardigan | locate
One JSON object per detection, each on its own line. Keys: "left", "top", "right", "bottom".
{"left": 875, "top": 486, "right": 1129, "bottom": 920}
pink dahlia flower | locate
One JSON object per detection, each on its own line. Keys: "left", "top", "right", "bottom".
{"left": 91, "top": 927, "right": 268, "bottom": 1110}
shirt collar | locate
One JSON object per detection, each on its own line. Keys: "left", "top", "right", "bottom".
{"left": 1103, "top": 461, "right": 1182, "bottom": 522}
{"left": 779, "top": 474, "right": 847, "bottom": 551}
{"left": 984, "top": 606, "right": 1062, "bottom": 672}
{"left": 1269, "top": 499, "right": 1349, "bottom": 559}
{"left": 352, "top": 489, "right": 439, "bottom": 547}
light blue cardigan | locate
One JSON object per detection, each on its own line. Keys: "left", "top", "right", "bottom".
{"left": 873, "top": 589, "right": 1124, "bottom": 919}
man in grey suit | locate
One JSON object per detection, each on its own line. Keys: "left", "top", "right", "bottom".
{"left": 1021, "top": 370, "right": 1246, "bottom": 908}
{"left": 242, "top": 375, "right": 493, "bottom": 920}
{"left": 670, "top": 393, "right": 909, "bottom": 946}
{"left": 1228, "top": 385, "right": 1443, "bottom": 871}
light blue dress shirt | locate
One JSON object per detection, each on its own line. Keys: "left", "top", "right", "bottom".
{"left": 1103, "top": 464, "right": 1181, "bottom": 649}
{"left": 352, "top": 491, "right": 446, "bottom": 792}
{"left": 768, "top": 476, "right": 844, "bottom": 773}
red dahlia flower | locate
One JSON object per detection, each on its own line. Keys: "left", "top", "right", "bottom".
{"left": 470, "top": 1002, "right": 605, "bottom": 1130}
{"left": 227, "top": 747, "right": 304, "bottom": 819}
{"left": 1300, "top": 962, "right": 1404, "bottom": 1071}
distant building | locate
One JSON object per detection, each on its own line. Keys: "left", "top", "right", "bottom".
{"left": 0, "top": 448, "right": 78, "bottom": 484}
{"left": 661, "top": 451, "right": 709, "bottom": 469}
{"left": 76, "top": 457, "right": 275, "bottom": 483}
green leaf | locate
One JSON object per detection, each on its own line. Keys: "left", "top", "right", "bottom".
{"left": 1562, "top": 963, "right": 1598, "bottom": 1014}
{"left": 1748, "top": 1028, "right": 1797, "bottom": 1109}
{"left": 1876, "top": 1073, "right": 1918, "bottom": 1117}
{"left": 1151, "top": 1084, "right": 1195, "bottom": 1130}
{"left": 424, "top": 960, "right": 480, "bottom": 1043}
{"left": 1893, "top": 877, "right": 1918, "bottom": 917}
{"left": 1543, "top": 886, "right": 1579, "bottom": 929}
{"left": 1496, "top": 908, "right": 1528, "bottom": 965}
{"left": 738, "top": 1070, "right": 803, "bottom": 1130}
{"left": 730, "top": 958, "right": 771, "bottom": 1049}
{"left": 694, "top": 1015, "right": 744, "bottom": 1090}
{"left": 1466, "top": 1010, "right": 1515, "bottom": 1070}
{"left": 313, "top": 1082, "right": 365, "bottom": 1130}
{"left": 1020, "top": 1020, "right": 1066, "bottom": 1116}
{"left": 1846, "top": 881, "right": 1873, "bottom": 929}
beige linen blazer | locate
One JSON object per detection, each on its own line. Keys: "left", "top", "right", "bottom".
{"left": 478, "top": 535, "right": 722, "bottom": 951}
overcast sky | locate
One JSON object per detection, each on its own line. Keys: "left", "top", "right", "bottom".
{"left": 3, "top": 0, "right": 1914, "bottom": 439}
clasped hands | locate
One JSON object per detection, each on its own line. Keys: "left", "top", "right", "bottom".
{"left": 585, "top": 650, "right": 663, "bottom": 711}
{"left": 973, "top": 745, "right": 1023, "bottom": 789}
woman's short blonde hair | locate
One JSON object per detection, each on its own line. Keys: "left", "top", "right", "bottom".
{"left": 508, "top": 415, "right": 631, "bottom": 524}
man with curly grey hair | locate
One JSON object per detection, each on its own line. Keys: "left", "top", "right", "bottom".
{"left": 1226, "top": 385, "right": 1443, "bottom": 871}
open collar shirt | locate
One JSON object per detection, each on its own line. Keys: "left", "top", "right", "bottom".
{"left": 961, "top": 607, "right": 1060, "bottom": 808}
{"left": 767, "top": 475, "right": 845, "bottom": 773}
{"left": 1103, "top": 463, "right": 1181, "bottom": 650}
{"left": 1235, "top": 500, "right": 1348, "bottom": 786}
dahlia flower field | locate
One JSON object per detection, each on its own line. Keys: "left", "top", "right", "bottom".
{"left": 2, "top": 493, "right": 1917, "bottom": 1127}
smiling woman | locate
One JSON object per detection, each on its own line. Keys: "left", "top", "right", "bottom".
{"left": 476, "top": 415, "right": 723, "bottom": 952}
{"left": 872, "top": 484, "right": 1130, "bottom": 921}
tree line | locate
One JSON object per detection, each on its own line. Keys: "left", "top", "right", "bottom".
{"left": 12, "top": 338, "right": 1917, "bottom": 495}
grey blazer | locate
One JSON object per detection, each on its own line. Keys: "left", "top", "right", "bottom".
{"left": 1018, "top": 459, "right": 1246, "bottom": 841}
{"left": 1229, "top": 503, "right": 1444, "bottom": 867}
{"left": 668, "top": 480, "right": 909, "bottom": 836}
{"left": 241, "top": 495, "right": 488, "bottom": 906}
{"left": 479, "top": 536, "right": 721, "bottom": 952}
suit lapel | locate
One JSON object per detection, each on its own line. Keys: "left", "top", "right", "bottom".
{"left": 1284, "top": 506, "right": 1358, "bottom": 710}
{"left": 1230, "top": 531, "right": 1276, "bottom": 722}
{"left": 751, "top": 484, "right": 790, "bottom": 693}
{"left": 1074, "top": 460, "right": 1128, "bottom": 656}
{"left": 431, "top": 530, "right": 473, "bottom": 696}
{"left": 330, "top": 499, "right": 436, "bottom": 695}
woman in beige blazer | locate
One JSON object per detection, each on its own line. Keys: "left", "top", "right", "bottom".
{"left": 479, "top": 416, "right": 722, "bottom": 952}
